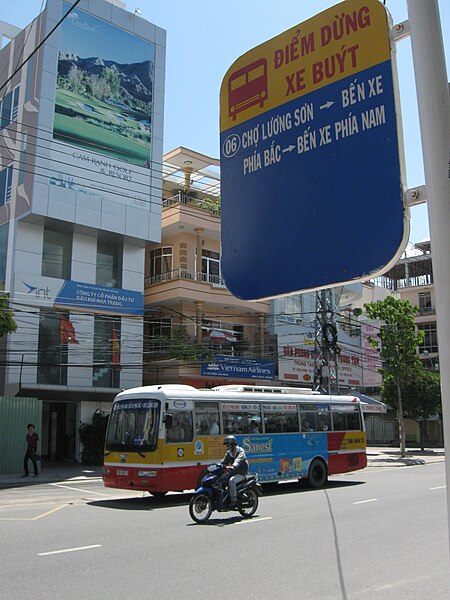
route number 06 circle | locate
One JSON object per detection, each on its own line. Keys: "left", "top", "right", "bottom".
{"left": 222, "top": 133, "right": 241, "bottom": 158}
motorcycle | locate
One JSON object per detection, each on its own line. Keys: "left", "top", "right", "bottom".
{"left": 189, "top": 463, "right": 263, "bottom": 523}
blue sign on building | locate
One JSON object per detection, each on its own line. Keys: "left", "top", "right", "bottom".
{"left": 201, "top": 355, "right": 275, "bottom": 380}
{"left": 220, "top": 0, "right": 407, "bottom": 300}
{"left": 55, "top": 280, "right": 144, "bottom": 316}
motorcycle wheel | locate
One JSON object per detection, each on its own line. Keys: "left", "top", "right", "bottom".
{"left": 238, "top": 488, "right": 258, "bottom": 518}
{"left": 189, "top": 493, "right": 213, "bottom": 523}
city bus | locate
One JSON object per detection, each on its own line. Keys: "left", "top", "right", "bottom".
{"left": 102, "top": 384, "right": 367, "bottom": 495}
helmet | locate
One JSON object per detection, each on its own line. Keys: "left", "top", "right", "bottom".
{"left": 223, "top": 435, "right": 237, "bottom": 446}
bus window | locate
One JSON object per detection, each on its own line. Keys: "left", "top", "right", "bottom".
{"left": 166, "top": 411, "right": 193, "bottom": 443}
{"left": 262, "top": 403, "right": 299, "bottom": 433}
{"left": 331, "top": 404, "right": 362, "bottom": 431}
{"left": 194, "top": 402, "right": 220, "bottom": 435}
{"left": 299, "top": 404, "right": 331, "bottom": 431}
{"left": 223, "top": 411, "right": 261, "bottom": 434}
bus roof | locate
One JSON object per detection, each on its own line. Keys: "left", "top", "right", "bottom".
{"left": 113, "top": 384, "right": 360, "bottom": 405}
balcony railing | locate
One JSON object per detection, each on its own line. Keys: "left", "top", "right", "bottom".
{"left": 145, "top": 268, "right": 226, "bottom": 288}
{"left": 163, "top": 192, "right": 221, "bottom": 216}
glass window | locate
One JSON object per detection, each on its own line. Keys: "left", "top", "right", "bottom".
{"left": 105, "top": 399, "right": 160, "bottom": 452}
{"left": 418, "top": 291, "right": 432, "bottom": 312}
{"left": 93, "top": 316, "right": 120, "bottom": 388}
{"left": 0, "top": 164, "right": 13, "bottom": 207}
{"left": 331, "top": 404, "right": 361, "bottom": 431}
{"left": 42, "top": 228, "right": 72, "bottom": 279}
{"left": 194, "top": 402, "right": 221, "bottom": 435}
{"left": 37, "top": 310, "right": 68, "bottom": 385}
{"left": 96, "top": 240, "right": 122, "bottom": 287}
{"left": 300, "top": 404, "right": 331, "bottom": 432}
{"left": 202, "top": 249, "right": 221, "bottom": 284}
{"left": 264, "top": 413, "right": 298, "bottom": 433}
{"left": 223, "top": 409, "right": 261, "bottom": 435}
{"left": 166, "top": 411, "right": 193, "bottom": 443}
{"left": 0, "top": 223, "right": 8, "bottom": 290}
{"left": 150, "top": 247, "right": 172, "bottom": 279}
{"left": 418, "top": 322, "right": 438, "bottom": 354}
{"left": 148, "top": 317, "right": 171, "bottom": 338}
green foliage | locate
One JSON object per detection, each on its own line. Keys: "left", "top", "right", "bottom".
{"left": 79, "top": 411, "right": 109, "bottom": 465}
{"left": 382, "top": 369, "right": 441, "bottom": 421}
{"left": 157, "top": 325, "right": 213, "bottom": 362}
{"left": 0, "top": 294, "right": 17, "bottom": 337}
{"left": 364, "top": 296, "right": 423, "bottom": 380}
{"left": 364, "top": 296, "right": 424, "bottom": 456}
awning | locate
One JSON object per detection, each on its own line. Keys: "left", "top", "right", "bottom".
{"left": 204, "top": 329, "right": 238, "bottom": 343}
{"left": 352, "top": 392, "right": 388, "bottom": 414}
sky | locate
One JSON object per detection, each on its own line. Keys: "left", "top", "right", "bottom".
{"left": 2, "top": 0, "right": 450, "bottom": 245}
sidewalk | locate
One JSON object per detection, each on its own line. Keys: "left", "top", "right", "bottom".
{"left": 0, "top": 447, "right": 445, "bottom": 488}
{"left": 0, "top": 462, "right": 103, "bottom": 488}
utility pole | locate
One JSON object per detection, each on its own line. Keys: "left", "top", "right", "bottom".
{"left": 314, "top": 289, "right": 340, "bottom": 394}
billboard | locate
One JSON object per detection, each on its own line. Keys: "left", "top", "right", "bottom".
{"left": 49, "top": 2, "right": 155, "bottom": 207}
{"left": 220, "top": 0, "right": 407, "bottom": 300}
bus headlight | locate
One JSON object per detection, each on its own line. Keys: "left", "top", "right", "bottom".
{"left": 137, "top": 470, "right": 158, "bottom": 477}
{"left": 102, "top": 467, "right": 111, "bottom": 475}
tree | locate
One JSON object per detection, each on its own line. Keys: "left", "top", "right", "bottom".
{"left": 157, "top": 325, "right": 212, "bottom": 362}
{"left": 0, "top": 293, "right": 17, "bottom": 337}
{"left": 364, "top": 296, "right": 424, "bottom": 457}
{"left": 382, "top": 369, "right": 441, "bottom": 451}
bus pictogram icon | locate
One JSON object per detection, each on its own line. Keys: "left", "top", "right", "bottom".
{"left": 228, "top": 58, "right": 268, "bottom": 121}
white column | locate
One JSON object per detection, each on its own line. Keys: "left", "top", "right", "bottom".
{"left": 407, "top": 0, "right": 450, "bottom": 548}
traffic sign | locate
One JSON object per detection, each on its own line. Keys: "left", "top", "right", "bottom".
{"left": 219, "top": 0, "right": 408, "bottom": 300}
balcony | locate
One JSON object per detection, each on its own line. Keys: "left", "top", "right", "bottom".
{"left": 145, "top": 268, "right": 226, "bottom": 289}
{"left": 163, "top": 192, "right": 220, "bottom": 216}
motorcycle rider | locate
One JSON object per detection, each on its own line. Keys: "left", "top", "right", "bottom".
{"left": 220, "top": 435, "right": 249, "bottom": 506}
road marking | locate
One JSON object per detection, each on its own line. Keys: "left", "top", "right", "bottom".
{"left": 38, "top": 544, "right": 102, "bottom": 556}
{"left": 0, "top": 503, "right": 69, "bottom": 521}
{"left": 430, "top": 485, "right": 446, "bottom": 490}
{"left": 236, "top": 516, "right": 273, "bottom": 525}
{"left": 50, "top": 483, "right": 109, "bottom": 496}
{"left": 353, "top": 498, "right": 378, "bottom": 505}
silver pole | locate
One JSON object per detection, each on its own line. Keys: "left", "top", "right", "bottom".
{"left": 407, "top": 0, "right": 450, "bottom": 550}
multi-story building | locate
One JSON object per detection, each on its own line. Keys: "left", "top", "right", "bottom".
{"left": 144, "top": 147, "right": 272, "bottom": 388}
{"left": 0, "top": 0, "right": 166, "bottom": 469}
{"left": 374, "top": 240, "right": 442, "bottom": 446}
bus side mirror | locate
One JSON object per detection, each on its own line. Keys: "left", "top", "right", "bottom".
{"left": 164, "top": 413, "right": 173, "bottom": 429}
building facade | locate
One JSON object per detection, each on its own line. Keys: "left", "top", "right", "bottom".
{"left": 144, "top": 147, "right": 272, "bottom": 388}
{"left": 0, "top": 0, "right": 166, "bottom": 467}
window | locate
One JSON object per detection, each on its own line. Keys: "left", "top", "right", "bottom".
{"left": 0, "top": 223, "right": 8, "bottom": 289}
{"left": 418, "top": 291, "right": 432, "bottom": 313}
{"left": 148, "top": 317, "right": 171, "bottom": 338}
{"left": 202, "top": 249, "right": 221, "bottom": 284}
{"left": 0, "top": 86, "right": 19, "bottom": 129}
{"left": 150, "top": 247, "right": 172, "bottom": 280}
{"left": 42, "top": 228, "right": 72, "bottom": 279}
{"left": 418, "top": 322, "right": 438, "bottom": 353}
{"left": 263, "top": 405, "right": 299, "bottom": 433}
{"left": 222, "top": 404, "right": 261, "bottom": 435}
{"left": 37, "top": 310, "right": 68, "bottom": 385}
{"left": 0, "top": 164, "right": 13, "bottom": 207}
{"left": 93, "top": 316, "right": 120, "bottom": 388}
{"left": 166, "top": 410, "right": 193, "bottom": 443}
{"left": 300, "top": 404, "right": 331, "bottom": 432}
{"left": 96, "top": 240, "right": 122, "bottom": 287}
{"left": 194, "top": 402, "right": 221, "bottom": 435}
{"left": 331, "top": 404, "right": 361, "bottom": 431}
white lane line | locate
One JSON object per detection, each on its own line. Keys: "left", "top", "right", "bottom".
{"left": 236, "top": 516, "right": 273, "bottom": 524}
{"left": 38, "top": 544, "right": 102, "bottom": 557}
{"left": 430, "top": 485, "right": 446, "bottom": 490}
{"left": 50, "top": 483, "right": 109, "bottom": 496}
{"left": 353, "top": 498, "right": 378, "bottom": 505}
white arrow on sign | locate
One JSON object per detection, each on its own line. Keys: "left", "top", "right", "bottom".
{"left": 320, "top": 101, "right": 334, "bottom": 110}
{"left": 282, "top": 145, "right": 295, "bottom": 153}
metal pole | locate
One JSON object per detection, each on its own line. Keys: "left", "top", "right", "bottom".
{"left": 407, "top": 0, "right": 450, "bottom": 550}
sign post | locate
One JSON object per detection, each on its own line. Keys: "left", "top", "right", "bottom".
{"left": 220, "top": 0, "right": 408, "bottom": 300}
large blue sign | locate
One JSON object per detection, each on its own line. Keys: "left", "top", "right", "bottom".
{"left": 201, "top": 355, "right": 274, "bottom": 380}
{"left": 220, "top": 0, "right": 407, "bottom": 300}
{"left": 55, "top": 280, "right": 143, "bottom": 316}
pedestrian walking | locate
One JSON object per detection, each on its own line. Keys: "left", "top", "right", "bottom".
{"left": 23, "top": 423, "right": 39, "bottom": 477}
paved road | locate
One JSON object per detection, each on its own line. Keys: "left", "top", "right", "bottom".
{"left": 1, "top": 459, "right": 448, "bottom": 600}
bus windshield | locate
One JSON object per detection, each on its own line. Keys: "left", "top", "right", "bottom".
{"left": 105, "top": 398, "right": 160, "bottom": 452}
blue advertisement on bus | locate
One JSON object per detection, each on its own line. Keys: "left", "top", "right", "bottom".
{"left": 235, "top": 432, "right": 328, "bottom": 482}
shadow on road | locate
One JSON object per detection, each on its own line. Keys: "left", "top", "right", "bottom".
{"left": 86, "top": 478, "right": 365, "bottom": 511}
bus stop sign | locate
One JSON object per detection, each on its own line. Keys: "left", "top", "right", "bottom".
{"left": 219, "top": 0, "right": 407, "bottom": 300}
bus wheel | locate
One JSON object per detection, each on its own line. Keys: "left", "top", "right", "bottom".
{"left": 307, "top": 458, "right": 327, "bottom": 488}
{"left": 189, "top": 493, "right": 213, "bottom": 523}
